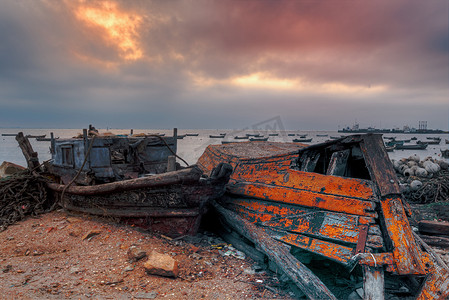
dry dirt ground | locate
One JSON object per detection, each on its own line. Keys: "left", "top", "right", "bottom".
{"left": 0, "top": 210, "right": 295, "bottom": 300}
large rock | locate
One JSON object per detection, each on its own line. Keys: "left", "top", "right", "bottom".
{"left": 144, "top": 251, "right": 179, "bottom": 278}
{"left": 0, "top": 161, "right": 25, "bottom": 178}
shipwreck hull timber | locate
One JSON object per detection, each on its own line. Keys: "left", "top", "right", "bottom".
{"left": 197, "top": 135, "right": 449, "bottom": 298}
{"left": 48, "top": 165, "right": 231, "bottom": 237}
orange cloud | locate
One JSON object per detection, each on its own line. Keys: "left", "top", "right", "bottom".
{"left": 75, "top": 1, "right": 143, "bottom": 61}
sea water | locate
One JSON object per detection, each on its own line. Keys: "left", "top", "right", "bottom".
{"left": 1, "top": 128, "right": 448, "bottom": 167}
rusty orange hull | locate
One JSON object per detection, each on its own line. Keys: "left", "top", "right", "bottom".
{"left": 197, "top": 136, "right": 449, "bottom": 299}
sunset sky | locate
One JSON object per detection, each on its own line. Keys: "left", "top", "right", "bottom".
{"left": 0, "top": 0, "right": 447, "bottom": 130}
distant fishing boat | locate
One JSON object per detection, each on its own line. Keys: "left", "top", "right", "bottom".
{"left": 246, "top": 133, "right": 262, "bottom": 137}
{"left": 316, "top": 134, "right": 328, "bottom": 137}
{"left": 186, "top": 133, "right": 199, "bottom": 136}
{"left": 210, "top": 135, "right": 225, "bottom": 138}
{"left": 1, "top": 133, "right": 18, "bottom": 137}
{"left": 292, "top": 138, "right": 312, "bottom": 143}
{"left": 25, "top": 134, "right": 46, "bottom": 139}
{"left": 394, "top": 139, "right": 410, "bottom": 143}
{"left": 288, "top": 133, "right": 295, "bottom": 136}
{"left": 36, "top": 137, "right": 59, "bottom": 141}
{"left": 385, "top": 140, "right": 404, "bottom": 147}
{"left": 249, "top": 137, "right": 268, "bottom": 141}
{"left": 234, "top": 136, "right": 249, "bottom": 139}
{"left": 395, "top": 143, "right": 428, "bottom": 150}
{"left": 268, "top": 133, "right": 279, "bottom": 136}
{"left": 418, "top": 139, "right": 440, "bottom": 145}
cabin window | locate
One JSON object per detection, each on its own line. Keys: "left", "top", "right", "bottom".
{"left": 61, "top": 145, "right": 74, "bottom": 167}
{"left": 297, "top": 145, "right": 371, "bottom": 180}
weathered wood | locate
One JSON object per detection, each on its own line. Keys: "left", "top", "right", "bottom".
{"left": 418, "top": 234, "right": 449, "bottom": 248}
{"left": 378, "top": 196, "right": 426, "bottom": 275}
{"left": 228, "top": 182, "right": 377, "bottom": 218}
{"left": 167, "top": 155, "right": 176, "bottom": 172}
{"left": 47, "top": 166, "right": 203, "bottom": 195}
{"left": 326, "top": 149, "right": 349, "bottom": 176}
{"left": 359, "top": 134, "right": 401, "bottom": 196}
{"left": 212, "top": 202, "right": 337, "bottom": 300}
{"left": 15, "top": 132, "right": 40, "bottom": 170}
{"left": 224, "top": 197, "right": 378, "bottom": 225}
{"left": 418, "top": 220, "right": 449, "bottom": 237}
{"left": 413, "top": 233, "right": 449, "bottom": 299}
{"left": 276, "top": 232, "right": 356, "bottom": 267}
{"left": 231, "top": 163, "right": 376, "bottom": 200}
{"left": 363, "top": 266, "right": 384, "bottom": 300}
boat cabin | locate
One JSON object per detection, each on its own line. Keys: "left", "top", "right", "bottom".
{"left": 48, "top": 128, "right": 178, "bottom": 185}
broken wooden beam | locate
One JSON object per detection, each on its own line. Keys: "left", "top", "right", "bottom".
{"left": 363, "top": 266, "right": 385, "bottom": 300}
{"left": 418, "top": 220, "right": 449, "bottom": 237}
{"left": 15, "top": 132, "right": 40, "bottom": 171}
{"left": 47, "top": 166, "right": 203, "bottom": 195}
{"left": 212, "top": 201, "right": 337, "bottom": 300}
{"left": 418, "top": 234, "right": 449, "bottom": 249}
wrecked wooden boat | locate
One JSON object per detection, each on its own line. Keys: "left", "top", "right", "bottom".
{"left": 40, "top": 128, "right": 232, "bottom": 237}
{"left": 197, "top": 134, "right": 449, "bottom": 299}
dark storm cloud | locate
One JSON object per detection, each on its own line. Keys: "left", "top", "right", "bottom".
{"left": 0, "top": 0, "right": 447, "bottom": 129}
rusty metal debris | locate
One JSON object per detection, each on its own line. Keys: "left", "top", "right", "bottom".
{"left": 197, "top": 134, "right": 449, "bottom": 299}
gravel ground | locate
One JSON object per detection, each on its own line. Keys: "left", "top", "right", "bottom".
{"left": 0, "top": 210, "right": 295, "bottom": 299}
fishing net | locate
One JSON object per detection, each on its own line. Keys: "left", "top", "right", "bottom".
{"left": 403, "top": 170, "right": 449, "bottom": 204}
{"left": 0, "top": 171, "right": 52, "bottom": 231}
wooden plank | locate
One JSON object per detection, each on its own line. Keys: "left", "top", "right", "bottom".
{"left": 230, "top": 163, "right": 376, "bottom": 200}
{"left": 359, "top": 134, "right": 400, "bottom": 197}
{"left": 261, "top": 212, "right": 383, "bottom": 249}
{"left": 47, "top": 166, "right": 203, "bottom": 195}
{"left": 418, "top": 234, "right": 449, "bottom": 248}
{"left": 414, "top": 233, "right": 449, "bottom": 299}
{"left": 197, "top": 142, "right": 302, "bottom": 175}
{"left": 418, "top": 220, "right": 449, "bottom": 236}
{"left": 378, "top": 196, "right": 426, "bottom": 275}
{"left": 363, "top": 266, "right": 385, "bottom": 300}
{"left": 227, "top": 182, "right": 377, "bottom": 218}
{"left": 326, "top": 149, "right": 350, "bottom": 176}
{"left": 276, "top": 233, "right": 355, "bottom": 267}
{"left": 223, "top": 197, "right": 378, "bottom": 225}
{"left": 212, "top": 202, "right": 337, "bottom": 300}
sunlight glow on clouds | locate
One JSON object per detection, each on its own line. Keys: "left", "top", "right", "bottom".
{"left": 75, "top": 1, "right": 143, "bottom": 61}
{"left": 190, "top": 72, "right": 388, "bottom": 96}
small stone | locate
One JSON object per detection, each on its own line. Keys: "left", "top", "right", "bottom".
{"left": 123, "top": 265, "right": 134, "bottom": 272}
{"left": 191, "top": 253, "right": 202, "bottom": 260}
{"left": 134, "top": 291, "right": 158, "bottom": 299}
{"left": 127, "top": 246, "right": 147, "bottom": 263}
{"left": 70, "top": 267, "right": 82, "bottom": 274}
{"left": 82, "top": 230, "right": 102, "bottom": 240}
{"left": 144, "top": 251, "right": 179, "bottom": 278}
{"left": 66, "top": 217, "right": 82, "bottom": 223}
